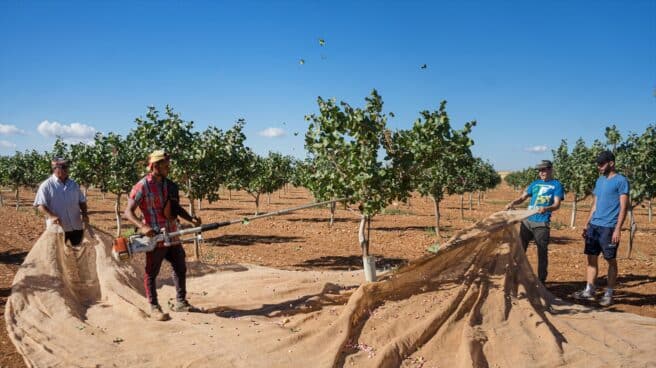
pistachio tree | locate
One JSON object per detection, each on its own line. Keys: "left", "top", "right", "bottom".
{"left": 305, "top": 90, "right": 411, "bottom": 280}
{"left": 615, "top": 124, "right": 656, "bottom": 257}
{"left": 400, "top": 101, "right": 476, "bottom": 235}
{"left": 551, "top": 138, "right": 603, "bottom": 228}
{"left": 230, "top": 151, "right": 288, "bottom": 215}
{"left": 94, "top": 132, "right": 141, "bottom": 236}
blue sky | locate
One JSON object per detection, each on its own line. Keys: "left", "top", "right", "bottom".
{"left": 1, "top": 0, "right": 654, "bottom": 170}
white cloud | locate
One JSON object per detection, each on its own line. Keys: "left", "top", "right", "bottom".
{"left": 0, "top": 124, "right": 26, "bottom": 135}
{"left": 0, "top": 140, "right": 16, "bottom": 149}
{"left": 258, "top": 127, "right": 286, "bottom": 138}
{"left": 524, "top": 145, "right": 548, "bottom": 153}
{"left": 37, "top": 120, "right": 97, "bottom": 140}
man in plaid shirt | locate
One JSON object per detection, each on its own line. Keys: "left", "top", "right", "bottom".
{"left": 124, "top": 150, "right": 202, "bottom": 321}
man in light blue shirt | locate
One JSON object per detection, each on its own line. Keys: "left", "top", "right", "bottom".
{"left": 33, "top": 157, "right": 89, "bottom": 246}
{"left": 505, "top": 160, "right": 564, "bottom": 284}
{"left": 574, "top": 150, "right": 629, "bottom": 307}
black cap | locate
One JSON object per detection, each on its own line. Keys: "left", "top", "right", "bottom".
{"left": 596, "top": 150, "right": 615, "bottom": 165}
{"left": 535, "top": 160, "right": 553, "bottom": 170}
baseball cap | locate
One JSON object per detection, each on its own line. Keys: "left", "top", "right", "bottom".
{"left": 147, "top": 150, "right": 170, "bottom": 167}
{"left": 51, "top": 157, "right": 69, "bottom": 168}
{"left": 535, "top": 160, "right": 553, "bottom": 170}
{"left": 596, "top": 150, "right": 615, "bottom": 165}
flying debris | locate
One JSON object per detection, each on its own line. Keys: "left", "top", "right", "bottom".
{"left": 420, "top": 64, "right": 428, "bottom": 69}
{"left": 293, "top": 132, "right": 299, "bottom": 136}
{"left": 299, "top": 59, "right": 305, "bottom": 65}
{"left": 319, "top": 38, "right": 325, "bottom": 46}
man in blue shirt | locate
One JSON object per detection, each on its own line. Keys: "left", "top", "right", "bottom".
{"left": 574, "top": 150, "right": 629, "bottom": 307}
{"left": 506, "top": 160, "right": 564, "bottom": 284}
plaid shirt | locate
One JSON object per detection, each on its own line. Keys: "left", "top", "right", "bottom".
{"left": 129, "top": 173, "right": 179, "bottom": 247}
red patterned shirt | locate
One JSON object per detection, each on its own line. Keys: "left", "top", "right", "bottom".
{"left": 129, "top": 173, "right": 179, "bottom": 247}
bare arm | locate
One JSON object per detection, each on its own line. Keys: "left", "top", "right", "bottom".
{"left": 175, "top": 203, "right": 201, "bottom": 226}
{"left": 37, "top": 205, "right": 59, "bottom": 223}
{"left": 582, "top": 195, "right": 597, "bottom": 238}
{"left": 79, "top": 202, "right": 89, "bottom": 223}
{"left": 124, "top": 198, "right": 154, "bottom": 236}
{"left": 612, "top": 194, "right": 629, "bottom": 244}
{"left": 537, "top": 196, "right": 562, "bottom": 214}
{"left": 505, "top": 192, "right": 530, "bottom": 210}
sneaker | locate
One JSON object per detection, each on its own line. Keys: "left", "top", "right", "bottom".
{"left": 150, "top": 304, "right": 171, "bottom": 321}
{"left": 573, "top": 289, "right": 596, "bottom": 301}
{"left": 171, "top": 300, "right": 201, "bottom": 313}
{"left": 599, "top": 294, "right": 613, "bottom": 307}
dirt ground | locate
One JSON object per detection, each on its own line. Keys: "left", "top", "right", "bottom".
{"left": 1, "top": 183, "right": 655, "bottom": 368}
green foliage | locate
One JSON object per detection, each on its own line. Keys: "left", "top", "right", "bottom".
{"left": 616, "top": 124, "right": 656, "bottom": 207}
{"left": 304, "top": 90, "right": 410, "bottom": 217}
{"left": 401, "top": 101, "right": 476, "bottom": 203}
{"left": 504, "top": 167, "right": 536, "bottom": 191}
{"left": 230, "top": 151, "right": 290, "bottom": 214}
{"left": 552, "top": 138, "right": 602, "bottom": 201}
{"left": 0, "top": 150, "right": 49, "bottom": 208}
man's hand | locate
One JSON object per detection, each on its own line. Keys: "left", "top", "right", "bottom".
{"left": 82, "top": 213, "right": 89, "bottom": 224}
{"left": 504, "top": 203, "right": 514, "bottom": 211}
{"left": 191, "top": 216, "right": 202, "bottom": 227}
{"left": 50, "top": 216, "right": 60, "bottom": 225}
{"left": 537, "top": 207, "right": 547, "bottom": 214}
{"left": 581, "top": 225, "right": 588, "bottom": 239}
{"left": 612, "top": 229, "right": 621, "bottom": 245}
{"left": 140, "top": 225, "right": 155, "bottom": 237}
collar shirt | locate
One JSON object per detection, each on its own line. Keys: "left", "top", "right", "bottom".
{"left": 129, "top": 173, "right": 179, "bottom": 247}
{"left": 33, "top": 174, "right": 86, "bottom": 232}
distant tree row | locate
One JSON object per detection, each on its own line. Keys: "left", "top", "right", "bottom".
{"left": 0, "top": 107, "right": 295, "bottom": 238}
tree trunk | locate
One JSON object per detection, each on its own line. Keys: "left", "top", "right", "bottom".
{"left": 15, "top": 187, "right": 19, "bottom": 210}
{"left": 459, "top": 194, "right": 464, "bottom": 220}
{"left": 570, "top": 193, "right": 578, "bottom": 228}
{"left": 329, "top": 201, "right": 336, "bottom": 227}
{"left": 102, "top": 192, "right": 106, "bottom": 200}
{"left": 229, "top": 189, "right": 232, "bottom": 201}
{"left": 197, "top": 198, "right": 202, "bottom": 211}
{"left": 468, "top": 192, "right": 473, "bottom": 211}
{"left": 431, "top": 195, "right": 441, "bottom": 238}
{"left": 359, "top": 215, "right": 376, "bottom": 282}
{"left": 83, "top": 186, "right": 88, "bottom": 198}
{"left": 626, "top": 208, "right": 636, "bottom": 259}
{"left": 114, "top": 193, "right": 122, "bottom": 237}
{"left": 649, "top": 199, "right": 653, "bottom": 223}
{"left": 0, "top": 192, "right": 4, "bottom": 207}
{"left": 358, "top": 215, "right": 369, "bottom": 257}
{"left": 477, "top": 191, "right": 482, "bottom": 206}
{"left": 254, "top": 194, "right": 260, "bottom": 215}
{"left": 267, "top": 193, "right": 271, "bottom": 206}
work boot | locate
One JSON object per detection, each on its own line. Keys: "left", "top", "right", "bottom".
{"left": 150, "top": 304, "right": 171, "bottom": 321}
{"left": 171, "top": 299, "right": 200, "bottom": 313}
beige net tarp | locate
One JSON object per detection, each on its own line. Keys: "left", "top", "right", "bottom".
{"left": 5, "top": 210, "right": 656, "bottom": 367}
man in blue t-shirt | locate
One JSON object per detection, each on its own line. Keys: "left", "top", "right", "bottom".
{"left": 574, "top": 150, "right": 629, "bottom": 307}
{"left": 505, "top": 160, "right": 564, "bottom": 283}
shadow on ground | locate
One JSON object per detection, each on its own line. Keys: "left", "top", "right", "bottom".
{"left": 294, "top": 255, "right": 408, "bottom": 270}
